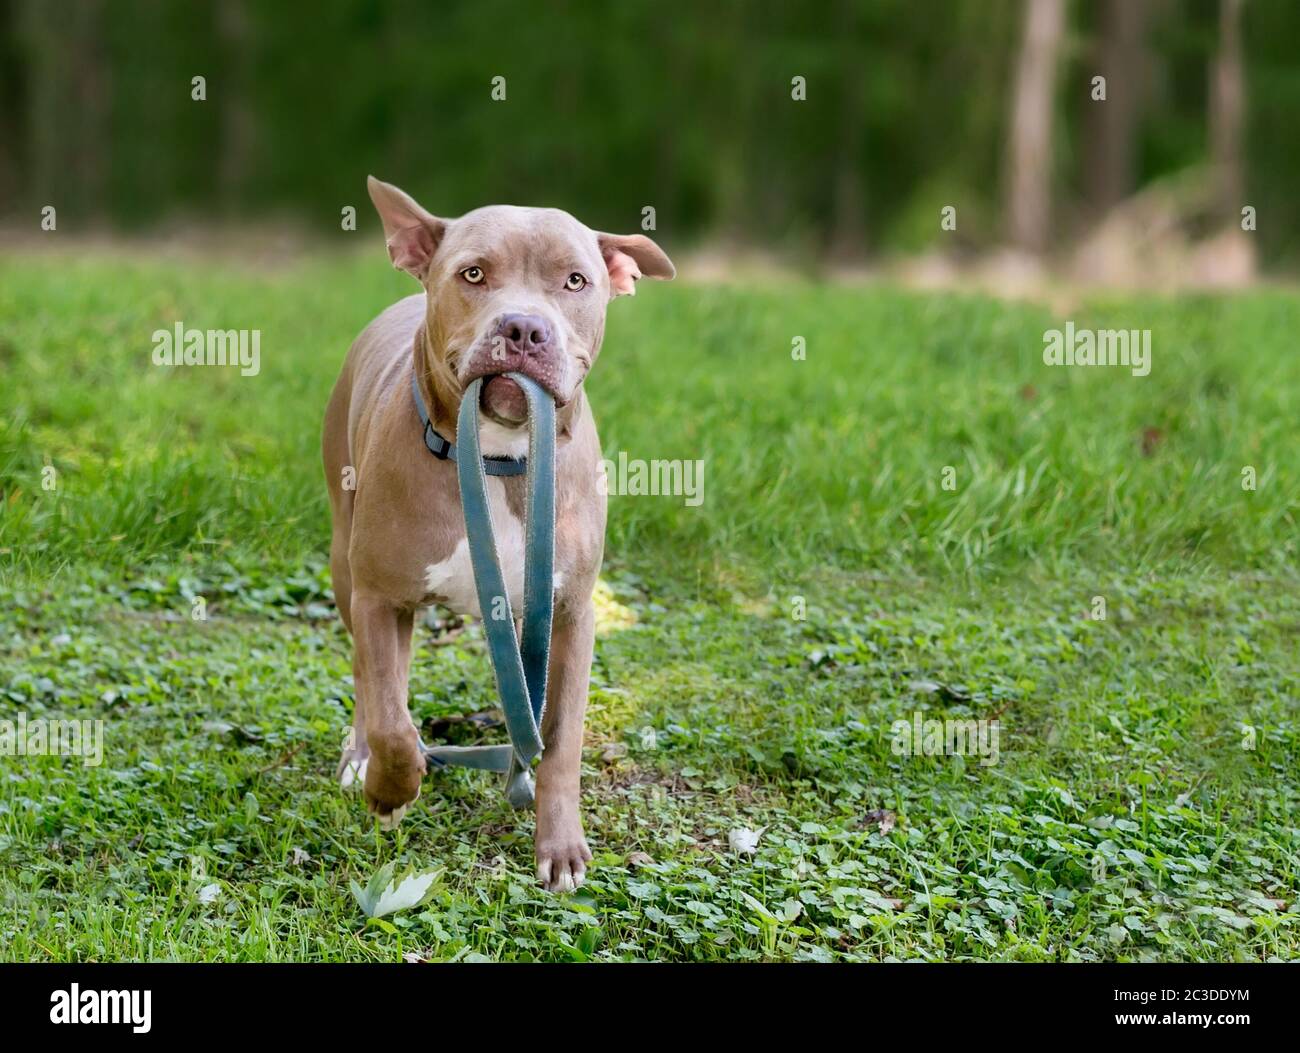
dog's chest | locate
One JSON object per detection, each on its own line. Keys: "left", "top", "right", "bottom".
{"left": 421, "top": 478, "right": 526, "bottom": 617}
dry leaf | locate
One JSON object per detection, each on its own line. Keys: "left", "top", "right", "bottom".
{"left": 862, "top": 809, "right": 897, "bottom": 835}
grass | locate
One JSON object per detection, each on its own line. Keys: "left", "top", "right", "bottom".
{"left": 0, "top": 249, "right": 1297, "bottom": 961}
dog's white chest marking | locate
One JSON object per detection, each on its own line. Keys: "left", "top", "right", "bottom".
{"left": 423, "top": 478, "right": 525, "bottom": 617}
{"left": 477, "top": 418, "right": 529, "bottom": 459}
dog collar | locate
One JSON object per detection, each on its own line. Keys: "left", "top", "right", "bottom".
{"left": 411, "top": 372, "right": 527, "bottom": 477}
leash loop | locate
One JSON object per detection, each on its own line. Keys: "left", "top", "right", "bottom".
{"left": 419, "top": 372, "right": 555, "bottom": 808}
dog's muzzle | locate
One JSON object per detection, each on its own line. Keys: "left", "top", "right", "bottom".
{"left": 462, "top": 313, "right": 569, "bottom": 424}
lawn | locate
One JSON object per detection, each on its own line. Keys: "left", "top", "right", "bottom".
{"left": 0, "top": 250, "right": 1297, "bottom": 961}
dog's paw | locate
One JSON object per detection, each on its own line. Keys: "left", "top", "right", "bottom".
{"left": 535, "top": 833, "right": 593, "bottom": 893}
{"left": 363, "top": 733, "right": 425, "bottom": 830}
{"left": 364, "top": 769, "right": 418, "bottom": 826}
{"left": 373, "top": 791, "right": 416, "bottom": 830}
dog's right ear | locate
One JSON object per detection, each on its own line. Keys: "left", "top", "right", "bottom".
{"left": 367, "top": 176, "right": 447, "bottom": 281}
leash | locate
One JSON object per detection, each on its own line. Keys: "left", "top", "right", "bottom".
{"left": 415, "top": 372, "right": 556, "bottom": 809}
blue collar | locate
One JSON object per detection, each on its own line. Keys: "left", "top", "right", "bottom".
{"left": 411, "top": 372, "right": 527, "bottom": 477}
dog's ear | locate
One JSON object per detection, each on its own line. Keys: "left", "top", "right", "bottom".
{"left": 367, "top": 176, "right": 447, "bottom": 281}
{"left": 596, "top": 233, "right": 675, "bottom": 298}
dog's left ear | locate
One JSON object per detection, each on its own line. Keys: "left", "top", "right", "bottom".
{"left": 597, "top": 233, "right": 675, "bottom": 298}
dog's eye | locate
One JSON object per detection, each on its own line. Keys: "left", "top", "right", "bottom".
{"left": 565, "top": 272, "right": 587, "bottom": 291}
{"left": 460, "top": 266, "right": 485, "bottom": 285}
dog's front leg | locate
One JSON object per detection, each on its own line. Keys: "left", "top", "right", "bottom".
{"left": 534, "top": 599, "right": 595, "bottom": 892}
{"left": 351, "top": 592, "right": 425, "bottom": 829}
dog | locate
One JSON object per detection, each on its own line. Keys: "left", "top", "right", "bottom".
{"left": 322, "top": 177, "right": 674, "bottom": 891}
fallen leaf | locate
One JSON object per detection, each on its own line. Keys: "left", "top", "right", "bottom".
{"left": 422, "top": 710, "right": 502, "bottom": 742}
{"left": 351, "top": 863, "right": 443, "bottom": 919}
{"left": 907, "top": 679, "right": 970, "bottom": 702}
{"left": 862, "top": 809, "right": 897, "bottom": 835}
{"left": 807, "top": 649, "right": 836, "bottom": 670}
{"left": 600, "top": 742, "right": 628, "bottom": 763}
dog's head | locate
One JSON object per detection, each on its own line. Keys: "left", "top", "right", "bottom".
{"left": 367, "top": 176, "right": 674, "bottom": 429}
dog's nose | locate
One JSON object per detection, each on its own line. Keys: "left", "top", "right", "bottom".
{"left": 494, "top": 313, "right": 552, "bottom": 358}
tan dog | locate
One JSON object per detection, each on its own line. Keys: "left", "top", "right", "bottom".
{"left": 322, "top": 177, "right": 674, "bottom": 891}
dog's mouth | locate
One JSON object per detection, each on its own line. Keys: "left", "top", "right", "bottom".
{"left": 480, "top": 375, "right": 529, "bottom": 427}
{"left": 475, "top": 369, "right": 572, "bottom": 428}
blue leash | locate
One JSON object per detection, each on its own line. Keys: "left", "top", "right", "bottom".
{"left": 416, "top": 372, "right": 555, "bottom": 809}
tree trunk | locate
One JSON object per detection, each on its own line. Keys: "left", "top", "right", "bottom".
{"left": 1004, "top": 0, "right": 1066, "bottom": 254}
{"left": 0, "top": 0, "right": 22, "bottom": 212}
{"left": 827, "top": 0, "right": 866, "bottom": 263}
{"left": 218, "top": 0, "right": 254, "bottom": 214}
{"left": 1209, "top": 0, "right": 1246, "bottom": 220}
{"left": 1083, "top": 0, "right": 1146, "bottom": 218}
{"left": 74, "top": 0, "right": 109, "bottom": 221}
{"left": 18, "top": 0, "right": 109, "bottom": 223}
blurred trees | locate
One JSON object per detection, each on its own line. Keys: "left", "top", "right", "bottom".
{"left": 0, "top": 0, "right": 1295, "bottom": 265}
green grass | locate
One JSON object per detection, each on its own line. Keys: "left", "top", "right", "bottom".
{"left": 1, "top": 250, "right": 1297, "bottom": 961}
